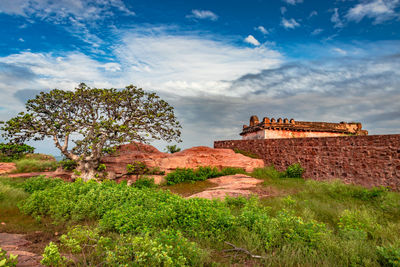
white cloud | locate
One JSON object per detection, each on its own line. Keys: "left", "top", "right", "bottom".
{"left": 346, "top": 0, "right": 400, "bottom": 24}
{"left": 331, "top": 8, "right": 344, "bottom": 28}
{"left": 244, "top": 35, "right": 261, "bottom": 46}
{"left": 281, "top": 18, "right": 300, "bottom": 29}
{"left": 18, "top": 38, "right": 25, "bottom": 42}
{"left": 281, "top": 6, "right": 287, "bottom": 14}
{"left": 0, "top": 0, "right": 134, "bottom": 22}
{"left": 282, "top": 0, "right": 303, "bottom": 5}
{"left": 311, "top": 28, "right": 324, "bottom": 35}
{"left": 187, "top": 9, "right": 218, "bottom": 21}
{"left": 255, "top": 26, "right": 268, "bottom": 34}
{"left": 309, "top": 10, "right": 318, "bottom": 18}
{"left": 0, "top": 0, "right": 134, "bottom": 48}
{"left": 332, "top": 47, "right": 347, "bottom": 55}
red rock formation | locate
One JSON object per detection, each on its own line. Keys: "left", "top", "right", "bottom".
{"left": 101, "top": 142, "right": 264, "bottom": 180}
{"left": 0, "top": 162, "right": 16, "bottom": 174}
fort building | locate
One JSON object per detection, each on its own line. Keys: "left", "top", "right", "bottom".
{"left": 241, "top": 115, "right": 368, "bottom": 140}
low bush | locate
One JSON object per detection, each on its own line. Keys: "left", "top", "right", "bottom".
{"left": 22, "top": 176, "right": 64, "bottom": 194}
{"left": 166, "top": 166, "right": 245, "bottom": 185}
{"left": 377, "top": 245, "right": 400, "bottom": 266}
{"left": 44, "top": 225, "right": 207, "bottom": 267}
{"left": 0, "top": 248, "right": 18, "bottom": 267}
{"left": 251, "top": 165, "right": 284, "bottom": 179}
{"left": 132, "top": 176, "right": 157, "bottom": 189}
{"left": 285, "top": 163, "right": 304, "bottom": 178}
{"left": 13, "top": 159, "right": 59, "bottom": 173}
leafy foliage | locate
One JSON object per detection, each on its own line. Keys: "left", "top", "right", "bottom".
{"left": 165, "top": 166, "right": 245, "bottom": 185}
{"left": 0, "top": 248, "right": 18, "bottom": 267}
{"left": 59, "top": 159, "right": 77, "bottom": 171}
{"left": 132, "top": 176, "right": 157, "bottom": 189}
{"left": 165, "top": 145, "right": 181, "bottom": 153}
{"left": 41, "top": 242, "right": 69, "bottom": 267}
{"left": 377, "top": 245, "right": 400, "bottom": 267}
{"left": 48, "top": 225, "right": 207, "bottom": 267}
{"left": 0, "top": 143, "right": 34, "bottom": 162}
{"left": 22, "top": 176, "right": 64, "bottom": 194}
{"left": 1, "top": 84, "right": 181, "bottom": 180}
{"left": 285, "top": 163, "right": 305, "bottom": 178}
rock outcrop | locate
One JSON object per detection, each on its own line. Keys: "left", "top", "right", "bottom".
{"left": 0, "top": 162, "right": 16, "bottom": 174}
{"left": 101, "top": 142, "right": 264, "bottom": 180}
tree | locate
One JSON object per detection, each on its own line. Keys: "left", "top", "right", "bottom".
{"left": 165, "top": 145, "right": 181, "bottom": 153}
{"left": 1, "top": 84, "right": 181, "bottom": 181}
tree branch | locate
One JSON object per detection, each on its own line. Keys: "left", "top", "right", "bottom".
{"left": 223, "top": 242, "right": 266, "bottom": 259}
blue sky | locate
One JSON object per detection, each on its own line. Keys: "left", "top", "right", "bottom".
{"left": 0, "top": 0, "right": 400, "bottom": 154}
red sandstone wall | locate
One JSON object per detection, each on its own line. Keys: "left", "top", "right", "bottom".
{"left": 215, "top": 134, "right": 400, "bottom": 190}
{"left": 242, "top": 129, "right": 345, "bottom": 139}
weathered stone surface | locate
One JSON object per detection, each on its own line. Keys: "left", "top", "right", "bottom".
{"left": 101, "top": 143, "right": 264, "bottom": 180}
{"left": 0, "top": 162, "right": 16, "bottom": 174}
{"left": 215, "top": 134, "right": 400, "bottom": 190}
{"left": 187, "top": 174, "right": 264, "bottom": 200}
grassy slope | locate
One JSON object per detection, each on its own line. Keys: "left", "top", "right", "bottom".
{"left": 1, "top": 167, "right": 400, "bottom": 266}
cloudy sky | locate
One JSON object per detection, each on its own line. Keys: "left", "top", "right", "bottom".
{"left": 0, "top": 0, "right": 400, "bottom": 154}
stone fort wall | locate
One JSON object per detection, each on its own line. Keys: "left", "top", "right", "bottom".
{"left": 214, "top": 134, "right": 400, "bottom": 190}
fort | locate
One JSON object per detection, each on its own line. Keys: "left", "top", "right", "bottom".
{"left": 215, "top": 116, "right": 400, "bottom": 190}
{"left": 241, "top": 115, "right": 368, "bottom": 140}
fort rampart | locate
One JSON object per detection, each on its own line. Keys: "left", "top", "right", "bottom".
{"left": 214, "top": 134, "right": 400, "bottom": 190}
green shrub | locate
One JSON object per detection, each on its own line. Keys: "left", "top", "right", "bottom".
{"left": 23, "top": 153, "right": 55, "bottom": 161}
{"left": 41, "top": 242, "right": 69, "bottom": 267}
{"left": 251, "top": 166, "right": 284, "bottom": 179}
{"left": 377, "top": 245, "right": 400, "bottom": 266}
{"left": 55, "top": 225, "right": 206, "bottom": 266}
{"left": 13, "top": 159, "right": 59, "bottom": 173}
{"left": 59, "top": 159, "right": 77, "bottom": 171}
{"left": 22, "top": 176, "right": 64, "bottom": 194}
{"left": 133, "top": 176, "right": 157, "bottom": 189}
{"left": 0, "top": 143, "right": 34, "bottom": 162}
{"left": 233, "top": 148, "right": 259, "bottom": 159}
{"left": 166, "top": 166, "right": 245, "bottom": 185}
{"left": 285, "top": 163, "right": 304, "bottom": 178}
{"left": 0, "top": 248, "right": 18, "bottom": 267}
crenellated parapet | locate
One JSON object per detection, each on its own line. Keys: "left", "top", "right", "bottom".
{"left": 241, "top": 115, "right": 368, "bottom": 139}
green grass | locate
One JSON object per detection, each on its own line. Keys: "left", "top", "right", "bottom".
{"left": 12, "top": 158, "right": 59, "bottom": 173}
{"left": 1, "top": 170, "right": 400, "bottom": 266}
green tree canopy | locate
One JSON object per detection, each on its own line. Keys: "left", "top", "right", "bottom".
{"left": 1, "top": 83, "right": 181, "bottom": 180}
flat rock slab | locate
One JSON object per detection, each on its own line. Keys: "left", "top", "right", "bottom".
{"left": 0, "top": 233, "right": 43, "bottom": 266}
{"left": 0, "top": 162, "right": 16, "bottom": 174}
{"left": 187, "top": 174, "right": 264, "bottom": 200}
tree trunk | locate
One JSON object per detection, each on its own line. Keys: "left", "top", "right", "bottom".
{"left": 73, "top": 160, "right": 99, "bottom": 181}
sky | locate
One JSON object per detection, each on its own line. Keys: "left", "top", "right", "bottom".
{"left": 0, "top": 0, "right": 400, "bottom": 155}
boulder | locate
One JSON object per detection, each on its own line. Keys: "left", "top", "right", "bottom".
{"left": 101, "top": 142, "right": 264, "bottom": 180}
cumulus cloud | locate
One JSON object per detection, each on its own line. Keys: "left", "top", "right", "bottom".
{"left": 186, "top": 9, "right": 218, "bottom": 21}
{"left": 346, "top": 0, "right": 400, "bottom": 24}
{"left": 282, "top": 0, "right": 303, "bottom": 5}
{"left": 244, "top": 35, "right": 261, "bottom": 46}
{"left": 309, "top": 10, "right": 318, "bottom": 18}
{"left": 255, "top": 26, "right": 268, "bottom": 34}
{"left": 281, "top": 18, "right": 300, "bottom": 29}
{"left": 331, "top": 8, "right": 345, "bottom": 28}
